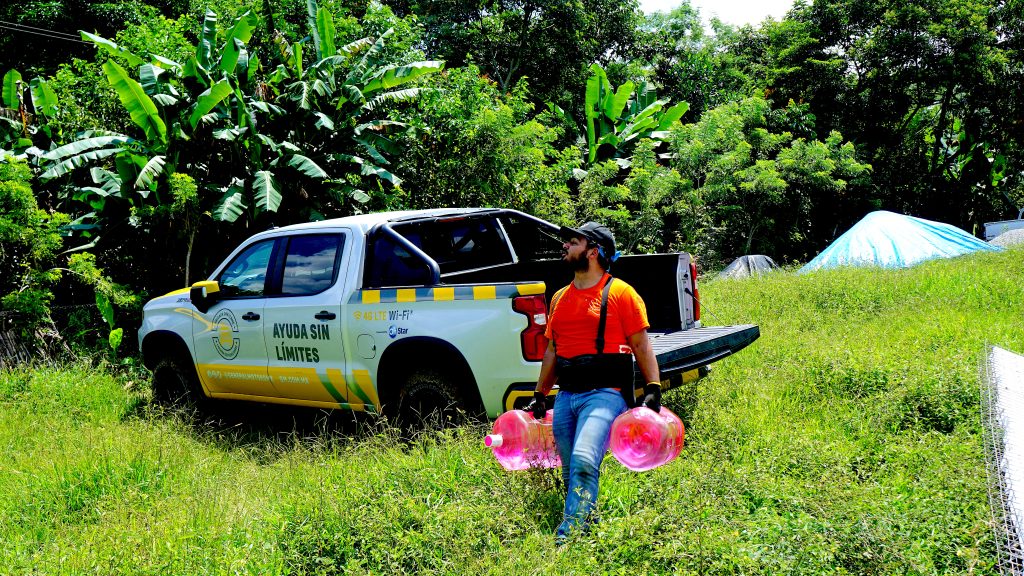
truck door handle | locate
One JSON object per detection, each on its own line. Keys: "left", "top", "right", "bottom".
{"left": 241, "top": 312, "right": 260, "bottom": 321}
{"left": 314, "top": 311, "right": 336, "bottom": 320}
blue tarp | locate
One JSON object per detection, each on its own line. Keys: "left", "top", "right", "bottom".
{"left": 800, "top": 210, "right": 1002, "bottom": 273}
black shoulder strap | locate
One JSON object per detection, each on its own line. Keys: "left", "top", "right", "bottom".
{"left": 596, "top": 276, "right": 614, "bottom": 354}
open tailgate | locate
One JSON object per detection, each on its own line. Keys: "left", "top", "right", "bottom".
{"left": 645, "top": 324, "right": 760, "bottom": 380}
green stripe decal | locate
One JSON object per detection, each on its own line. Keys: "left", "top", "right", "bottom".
{"left": 318, "top": 372, "right": 346, "bottom": 404}
{"left": 346, "top": 376, "right": 373, "bottom": 406}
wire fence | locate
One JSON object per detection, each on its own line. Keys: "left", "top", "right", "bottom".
{"left": 0, "top": 304, "right": 106, "bottom": 368}
{"left": 982, "top": 345, "right": 1024, "bottom": 576}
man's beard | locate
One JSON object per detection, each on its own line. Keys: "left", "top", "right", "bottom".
{"left": 564, "top": 250, "right": 590, "bottom": 272}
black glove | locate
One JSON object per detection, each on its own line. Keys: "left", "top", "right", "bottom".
{"left": 641, "top": 383, "right": 662, "bottom": 413}
{"left": 523, "top": 391, "right": 547, "bottom": 420}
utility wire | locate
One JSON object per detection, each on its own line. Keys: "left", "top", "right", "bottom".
{"left": 0, "top": 21, "right": 89, "bottom": 44}
{"left": 0, "top": 19, "right": 83, "bottom": 40}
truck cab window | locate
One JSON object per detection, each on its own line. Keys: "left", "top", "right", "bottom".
{"left": 218, "top": 239, "right": 275, "bottom": 297}
{"left": 281, "top": 235, "right": 344, "bottom": 296}
{"left": 396, "top": 218, "right": 513, "bottom": 274}
{"left": 499, "top": 215, "right": 564, "bottom": 261}
{"left": 365, "top": 233, "right": 434, "bottom": 288}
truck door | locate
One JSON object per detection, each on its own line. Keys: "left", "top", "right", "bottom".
{"left": 262, "top": 232, "right": 349, "bottom": 406}
{"left": 192, "top": 238, "right": 276, "bottom": 398}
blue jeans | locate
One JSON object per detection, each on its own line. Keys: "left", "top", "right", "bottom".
{"left": 552, "top": 388, "right": 627, "bottom": 539}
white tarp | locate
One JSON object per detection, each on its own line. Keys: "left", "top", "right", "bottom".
{"left": 800, "top": 211, "right": 1002, "bottom": 273}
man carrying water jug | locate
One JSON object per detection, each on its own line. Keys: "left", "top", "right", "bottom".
{"left": 525, "top": 221, "right": 662, "bottom": 545}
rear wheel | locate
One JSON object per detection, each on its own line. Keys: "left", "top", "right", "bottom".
{"left": 393, "top": 367, "right": 468, "bottom": 430}
{"left": 152, "top": 355, "right": 207, "bottom": 410}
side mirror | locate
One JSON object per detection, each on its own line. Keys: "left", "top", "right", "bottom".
{"left": 189, "top": 280, "right": 220, "bottom": 313}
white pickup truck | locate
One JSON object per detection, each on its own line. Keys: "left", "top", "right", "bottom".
{"left": 138, "top": 208, "right": 759, "bottom": 421}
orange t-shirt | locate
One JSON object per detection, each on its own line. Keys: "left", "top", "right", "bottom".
{"left": 544, "top": 274, "right": 650, "bottom": 359}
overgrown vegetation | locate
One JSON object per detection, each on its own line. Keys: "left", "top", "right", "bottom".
{"left": 2, "top": 248, "right": 1019, "bottom": 573}
{"left": 3, "top": 0, "right": 1022, "bottom": 350}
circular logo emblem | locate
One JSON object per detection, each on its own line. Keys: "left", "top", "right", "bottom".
{"left": 387, "top": 325, "right": 397, "bottom": 339}
{"left": 211, "top": 309, "right": 240, "bottom": 360}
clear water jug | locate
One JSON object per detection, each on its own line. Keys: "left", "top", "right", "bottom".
{"left": 609, "top": 406, "right": 685, "bottom": 471}
{"left": 484, "top": 409, "right": 562, "bottom": 470}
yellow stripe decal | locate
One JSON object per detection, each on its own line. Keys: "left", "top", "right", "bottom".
{"left": 352, "top": 369, "right": 380, "bottom": 410}
{"left": 174, "top": 308, "right": 217, "bottom": 332}
{"left": 433, "top": 287, "right": 455, "bottom": 301}
{"left": 473, "top": 285, "right": 496, "bottom": 300}
{"left": 197, "top": 363, "right": 277, "bottom": 397}
{"left": 349, "top": 282, "right": 546, "bottom": 304}
{"left": 516, "top": 283, "right": 545, "bottom": 296}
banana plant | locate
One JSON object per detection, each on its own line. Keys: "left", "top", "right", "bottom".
{"left": 41, "top": 12, "right": 286, "bottom": 224}
{"left": 264, "top": 2, "right": 444, "bottom": 210}
{"left": 583, "top": 63, "right": 689, "bottom": 165}
{"left": 1, "top": 68, "right": 61, "bottom": 154}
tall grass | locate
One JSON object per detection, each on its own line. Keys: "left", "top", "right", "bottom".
{"left": 2, "top": 247, "right": 1021, "bottom": 574}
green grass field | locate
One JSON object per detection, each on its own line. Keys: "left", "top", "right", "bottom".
{"left": 3, "top": 247, "right": 1022, "bottom": 575}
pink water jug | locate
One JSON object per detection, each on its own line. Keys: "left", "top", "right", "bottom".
{"left": 485, "top": 409, "right": 562, "bottom": 470}
{"left": 609, "top": 406, "right": 685, "bottom": 471}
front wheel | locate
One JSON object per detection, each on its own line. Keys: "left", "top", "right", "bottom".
{"left": 151, "top": 355, "right": 207, "bottom": 410}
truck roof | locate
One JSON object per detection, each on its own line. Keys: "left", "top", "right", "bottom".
{"left": 259, "top": 208, "right": 501, "bottom": 237}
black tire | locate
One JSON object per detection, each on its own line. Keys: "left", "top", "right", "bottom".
{"left": 393, "top": 367, "right": 467, "bottom": 430}
{"left": 151, "top": 355, "right": 207, "bottom": 410}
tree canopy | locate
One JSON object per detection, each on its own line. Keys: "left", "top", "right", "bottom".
{"left": 2, "top": 0, "right": 1022, "bottom": 346}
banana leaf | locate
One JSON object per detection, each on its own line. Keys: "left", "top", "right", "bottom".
{"left": 212, "top": 127, "right": 249, "bottom": 140}
{"left": 289, "top": 81, "right": 313, "bottom": 110}
{"left": 40, "top": 148, "right": 121, "bottom": 180}
{"left": 221, "top": 11, "right": 258, "bottom": 72}
{"left": 353, "top": 137, "right": 388, "bottom": 165}
{"left": 189, "top": 79, "right": 233, "bottom": 129}
{"left": 340, "top": 37, "right": 372, "bottom": 55}
{"left": 285, "top": 154, "right": 328, "bottom": 178}
{"left": 151, "top": 94, "right": 179, "bottom": 107}
{"left": 29, "top": 77, "right": 58, "bottom": 118}
{"left": 606, "top": 81, "right": 634, "bottom": 122}
{"left": 657, "top": 102, "right": 690, "bottom": 130}
{"left": 253, "top": 170, "right": 282, "bottom": 212}
{"left": 619, "top": 100, "right": 666, "bottom": 139}
{"left": 197, "top": 10, "right": 218, "bottom": 70}
{"left": 251, "top": 101, "right": 285, "bottom": 115}
{"left": 313, "top": 112, "right": 335, "bottom": 130}
{"left": 2, "top": 69, "right": 21, "bottom": 109}
{"left": 90, "top": 167, "right": 122, "bottom": 196}
{"left": 134, "top": 155, "right": 167, "bottom": 189}
{"left": 42, "top": 136, "right": 131, "bottom": 161}
{"left": 362, "top": 61, "right": 444, "bottom": 94}
{"left": 80, "top": 32, "right": 143, "bottom": 67}
{"left": 317, "top": 7, "right": 337, "bottom": 58}
{"left": 213, "top": 186, "right": 247, "bottom": 222}
{"left": 139, "top": 64, "right": 163, "bottom": 96}
{"left": 362, "top": 88, "right": 422, "bottom": 111}
{"left": 103, "top": 61, "right": 167, "bottom": 144}
{"left": 152, "top": 55, "right": 182, "bottom": 71}
{"left": 354, "top": 119, "right": 406, "bottom": 135}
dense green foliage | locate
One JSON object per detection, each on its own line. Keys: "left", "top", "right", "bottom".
{"left": 3, "top": 247, "right": 1021, "bottom": 573}
{"left": 2, "top": 0, "right": 1022, "bottom": 339}
{"left": 0, "top": 160, "right": 67, "bottom": 335}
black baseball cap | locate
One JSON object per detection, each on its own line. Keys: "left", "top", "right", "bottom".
{"left": 559, "top": 222, "right": 618, "bottom": 262}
